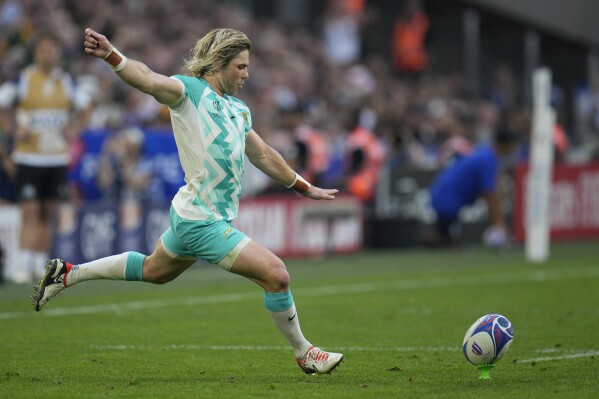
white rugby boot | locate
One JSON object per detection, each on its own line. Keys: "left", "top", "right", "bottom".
{"left": 295, "top": 346, "right": 344, "bottom": 375}
{"left": 32, "top": 259, "right": 71, "bottom": 311}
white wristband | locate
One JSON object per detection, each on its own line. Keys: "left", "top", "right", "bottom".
{"left": 285, "top": 174, "right": 298, "bottom": 189}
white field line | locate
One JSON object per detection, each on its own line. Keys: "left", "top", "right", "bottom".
{"left": 89, "top": 344, "right": 460, "bottom": 352}
{"left": 516, "top": 350, "right": 599, "bottom": 363}
{"left": 2, "top": 266, "right": 599, "bottom": 320}
{"left": 88, "top": 344, "right": 599, "bottom": 364}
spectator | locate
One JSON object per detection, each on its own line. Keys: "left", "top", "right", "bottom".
{"left": 391, "top": 0, "right": 430, "bottom": 76}
{"left": 96, "top": 127, "right": 152, "bottom": 203}
{"left": 321, "top": 0, "right": 363, "bottom": 66}
{"left": 0, "top": 127, "right": 15, "bottom": 203}
{"left": 293, "top": 122, "right": 330, "bottom": 187}
{"left": 573, "top": 78, "right": 599, "bottom": 147}
{"left": 343, "top": 112, "right": 386, "bottom": 202}
{"left": 435, "top": 101, "right": 476, "bottom": 166}
{"left": 486, "top": 64, "right": 518, "bottom": 111}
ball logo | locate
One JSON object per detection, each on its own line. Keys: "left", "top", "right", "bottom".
{"left": 471, "top": 342, "right": 483, "bottom": 356}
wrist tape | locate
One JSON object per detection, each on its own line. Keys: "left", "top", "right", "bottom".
{"left": 286, "top": 173, "right": 311, "bottom": 193}
{"left": 104, "top": 47, "right": 127, "bottom": 72}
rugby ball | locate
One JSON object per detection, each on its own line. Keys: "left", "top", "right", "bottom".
{"left": 462, "top": 314, "right": 514, "bottom": 365}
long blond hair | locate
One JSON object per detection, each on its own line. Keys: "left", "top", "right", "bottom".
{"left": 184, "top": 28, "right": 251, "bottom": 78}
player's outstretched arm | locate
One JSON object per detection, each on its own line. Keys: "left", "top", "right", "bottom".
{"left": 83, "top": 28, "right": 182, "bottom": 106}
{"left": 245, "top": 130, "right": 337, "bottom": 200}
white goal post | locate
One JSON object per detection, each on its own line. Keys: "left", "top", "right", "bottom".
{"left": 525, "top": 67, "right": 556, "bottom": 263}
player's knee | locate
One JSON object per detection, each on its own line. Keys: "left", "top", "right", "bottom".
{"left": 264, "top": 259, "right": 290, "bottom": 292}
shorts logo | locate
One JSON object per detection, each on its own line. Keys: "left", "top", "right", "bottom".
{"left": 21, "top": 184, "right": 37, "bottom": 200}
{"left": 224, "top": 227, "right": 232, "bottom": 240}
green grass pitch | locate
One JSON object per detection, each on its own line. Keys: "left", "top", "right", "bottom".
{"left": 1, "top": 240, "right": 598, "bottom": 398}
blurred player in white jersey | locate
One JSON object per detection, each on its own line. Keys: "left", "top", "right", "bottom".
{"left": 33, "top": 27, "right": 343, "bottom": 375}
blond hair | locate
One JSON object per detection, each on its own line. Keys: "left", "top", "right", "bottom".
{"left": 184, "top": 28, "right": 251, "bottom": 78}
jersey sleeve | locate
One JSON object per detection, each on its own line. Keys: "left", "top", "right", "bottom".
{"left": 168, "top": 75, "right": 206, "bottom": 109}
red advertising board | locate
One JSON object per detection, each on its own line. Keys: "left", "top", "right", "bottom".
{"left": 514, "top": 162, "right": 599, "bottom": 240}
{"left": 236, "top": 195, "right": 364, "bottom": 257}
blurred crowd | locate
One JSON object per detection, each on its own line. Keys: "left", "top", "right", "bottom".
{"left": 1, "top": 0, "right": 599, "bottom": 204}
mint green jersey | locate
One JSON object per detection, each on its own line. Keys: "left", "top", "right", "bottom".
{"left": 168, "top": 76, "right": 252, "bottom": 221}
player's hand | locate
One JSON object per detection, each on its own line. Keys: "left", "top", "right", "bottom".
{"left": 83, "top": 28, "right": 113, "bottom": 58}
{"left": 303, "top": 186, "right": 338, "bottom": 200}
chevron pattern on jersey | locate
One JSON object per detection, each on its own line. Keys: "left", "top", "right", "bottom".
{"left": 169, "top": 75, "right": 251, "bottom": 222}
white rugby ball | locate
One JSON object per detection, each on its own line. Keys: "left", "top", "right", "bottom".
{"left": 462, "top": 314, "right": 514, "bottom": 365}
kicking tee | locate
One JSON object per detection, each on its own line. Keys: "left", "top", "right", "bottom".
{"left": 168, "top": 76, "right": 252, "bottom": 222}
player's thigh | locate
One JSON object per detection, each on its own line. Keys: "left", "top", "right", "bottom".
{"left": 230, "top": 240, "right": 289, "bottom": 290}
{"left": 144, "top": 239, "right": 196, "bottom": 283}
{"left": 19, "top": 199, "right": 41, "bottom": 221}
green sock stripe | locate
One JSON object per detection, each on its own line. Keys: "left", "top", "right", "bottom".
{"left": 125, "top": 252, "right": 145, "bottom": 281}
{"left": 264, "top": 290, "right": 293, "bottom": 312}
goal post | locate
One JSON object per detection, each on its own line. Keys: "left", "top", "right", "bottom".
{"left": 525, "top": 67, "right": 555, "bottom": 263}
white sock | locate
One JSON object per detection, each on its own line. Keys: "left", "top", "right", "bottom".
{"left": 66, "top": 253, "right": 128, "bottom": 287}
{"left": 268, "top": 304, "right": 312, "bottom": 358}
